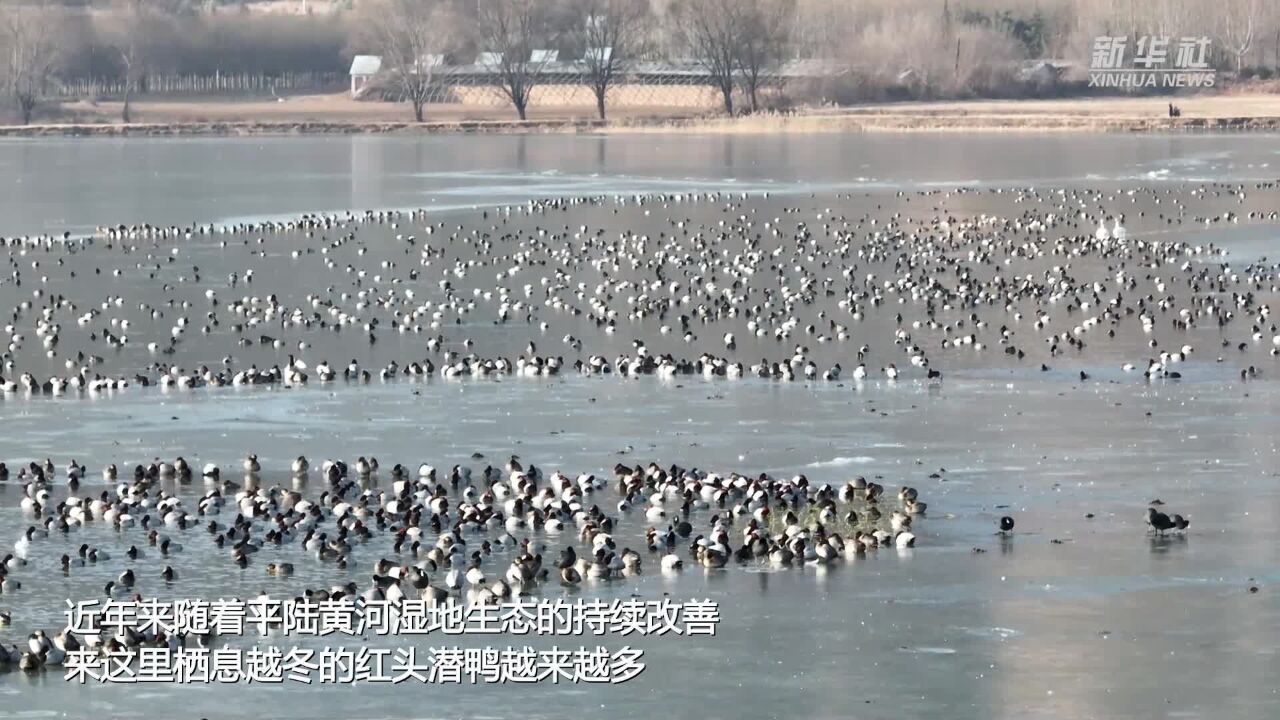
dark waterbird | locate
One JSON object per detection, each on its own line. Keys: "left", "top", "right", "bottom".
{"left": 1146, "top": 507, "right": 1190, "bottom": 534}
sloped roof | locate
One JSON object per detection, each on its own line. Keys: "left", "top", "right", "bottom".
{"left": 350, "top": 55, "right": 382, "bottom": 76}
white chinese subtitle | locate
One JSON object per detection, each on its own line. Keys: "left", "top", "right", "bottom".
{"left": 61, "top": 597, "right": 720, "bottom": 684}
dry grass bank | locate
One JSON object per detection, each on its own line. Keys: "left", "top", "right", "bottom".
{"left": 842, "top": 94, "right": 1280, "bottom": 120}
{"left": 54, "top": 90, "right": 710, "bottom": 126}
{"left": 11, "top": 92, "right": 1280, "bottom": 137}
{"left": 606, "top": 94, "right": 1280, "bottom": 133}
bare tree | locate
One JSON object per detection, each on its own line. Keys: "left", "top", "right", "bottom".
{"left": 362, "top": 0, "right": 456, "bottom": 122}
{"left": 108, "top": 0, "right": 157, "bottom": 124}
{"left": 477, "top": 0, "right": 555, "bottom": 121}
{"left": 671, "top": 0, "right": 742, "bottom": 115}
{"left": 1222, "top": 0, "right": 1261, "bottom": 73}
{"left": 571, "top": 0, "right": 650, "bottom": 121}
{"left": 0, "top": 0, "right": 63, "bottom": 125}
{"left": 735, "top": 0, "right": 794, "bottom": 113}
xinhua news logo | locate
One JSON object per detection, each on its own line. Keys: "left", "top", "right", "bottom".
{"left": 1089, "top": 36, "right": 1216, "bottom": 88}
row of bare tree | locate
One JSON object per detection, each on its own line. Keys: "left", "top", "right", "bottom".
{"left": 0, "top": 0, "right": 349, "bottom": 124}
{"left": 2, "top": 0, "right": 1279, "bottom": 124}
{"left": 360, "top": 0, "right": 635, "bottom": 122}
{"left": 360, "top": 0, "right": 775, "bottom": 122}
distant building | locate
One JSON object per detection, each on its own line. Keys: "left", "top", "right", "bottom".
{"left": 584, "top": 47, "right": 613, "bottom": 64}
{"left": 349, "top": 55, "right": 382, "bottom": 97}
{"left": 1020, "top": 60, "right": 1065, "bottom": 87}
{"left": 531, "top": 49, "right": 559, "bottom": 65}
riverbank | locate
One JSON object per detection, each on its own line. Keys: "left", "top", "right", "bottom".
{"left": 6, "top": 91, "right": 1280, "bottom": 137}
{"left": 0, "top": 118, "right": 611, "bottom": 137}
{"left": 609, "top": 112, "right": 1280, "bottom": 134}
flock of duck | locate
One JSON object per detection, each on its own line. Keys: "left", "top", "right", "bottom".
{"left": 0, "top": 185, "right": 1277, "bottom": 399}
{"left": 0, "top": 451, "right": 1191, "bottom": 672}
{"left": 0, "top": 184, "right": 1267, "bottom": 674}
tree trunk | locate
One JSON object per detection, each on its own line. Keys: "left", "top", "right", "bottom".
{"left": 413, "top": 99, "right": 424, "bottom": 122}
{"left": 19, "top": 97, "right": 34, "bottom": 125}
{"left": 122, "top": 82, "right": 133, "bottom": 123}
{"left": 515, "top": 98, "right": 527, "bottom": 120}
{"left": 748, "top": 82, "right": 759, "bottom": 113}
{"left": 595, "top": 89, "right": 606, "bottom": 121}
{"left": 720, "top": 84, "right": 734, "bottom": 116}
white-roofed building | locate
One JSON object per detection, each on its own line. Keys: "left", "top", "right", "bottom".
{"left": 584, "top": 47, "right": 613, "bottom": 64}
{"left": 531, "top": 49, "right": 559, "bottom": 64}
{"left": 349, "top": 55, "right": 382, "bottom": 97}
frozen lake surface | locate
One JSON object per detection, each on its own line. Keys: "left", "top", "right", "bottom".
{"left": 0, "top": 132, "right": 1277, "bottom": 719}
{"left": 3, "top": 131, "right": 1280, "bottom": 234}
